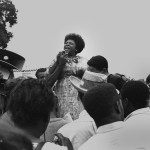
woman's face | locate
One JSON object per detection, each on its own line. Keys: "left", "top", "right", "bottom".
{"left": 64, "top": 39, "right": 76, "bottom": 56}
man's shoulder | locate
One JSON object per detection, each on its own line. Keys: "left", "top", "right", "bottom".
{"left": 79, "top": 131, "right": 123, "bottom": 150}
{"left": 58, "top": 118, "right": 95, "bottom": 138}
{"left": 58, "top": 119, "right": 82, "bottom": 132}
{"left": 78, "top": 134, "right": 100, "bottom": 150}
{"left": 125, "top": 108, "right": 150, "bottom": 121}
{"left": 42, "top": 142, "right": 67, "bottom": 150}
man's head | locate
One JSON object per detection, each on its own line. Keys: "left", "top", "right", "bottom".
{"left": 107, "top": 74, "right": 127, "bottom": 92}
{"left": 7, "top": 78, "right": 55, "bottom": 138}
{"left": 2, "top": 76, "right": 27, "bottom": 113}
{"left": 83, "top": 83, "right": 124, "bottom": 127}
{"left": 35, "top": 68, "right": 47, "bottom": 79}
{"left": 121, "top": 80, "right": 149, "bottom": 117}
{"left": 69, "top": 70, "right": 107, "bottom": 101}
{"left": 87, "top": 55, "right": 108, "bottom": 74}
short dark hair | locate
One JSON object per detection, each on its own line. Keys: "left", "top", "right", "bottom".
{"left": 7, "top": 78, "right": 55, "bottom": 128}
{"left": 35, "top": 68, "right": 47, "bottom": 78}
{"left": 64, "top": 33, "right": 85, "bottom": 54}
{"left": 107, "top": 74, "right": 126, "bottom": 91}
{"left": 5, "top": 77, "right": 26, "bottom": 97}
{"left": 121, "top": 81, "right": 149, "bottom": 109}
{"left": 146, "top": 74, "right": 150, "bottom": 84}
{"left": 87, "top": 55, "right": 108, "bottom": 71}
{"left": 83, "top": 83, "right": 119, "bottom": 122}
{"left": 4, "top": 76, "right": 28, "bottom": 112}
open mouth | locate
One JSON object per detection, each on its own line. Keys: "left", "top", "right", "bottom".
{"left": 64, "top": 45, "right": 70, "bottom": 50}
{"left": 64, "top": 47, "right": 70, "bottom": 52}
{"left": 65, "top": 48, "right": 70, "bottom": 51}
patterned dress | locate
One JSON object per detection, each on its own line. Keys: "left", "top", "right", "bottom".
{"left": 50, "top": 55, "right": 87, "bottom": 120}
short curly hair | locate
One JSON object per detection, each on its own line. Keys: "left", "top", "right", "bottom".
{"left": 87, "top": 55, "right": 108, "bottom": 71}
{"left": 83, "top": 83, "right": 120, "bottom": 123}
{"left": 64, "top": 33, "right": 85, "bottom": 54}
{"left": 35, "top": 68, "right": 47, "bottom": 78}
{"left": 107, "top": 74, "right": 126, "bottom": 91}
{"left": 121, "top": 80, "right": 149, "bottom": 109}
{"left": 7, "top": 78, "right": 55, "bottom": 128}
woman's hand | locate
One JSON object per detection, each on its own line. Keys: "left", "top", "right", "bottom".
{"left": 56, "top": 52, "right": 62, "bottom": 62}
{"left": 57, "top": 52, "right": 67, "bottom": 67}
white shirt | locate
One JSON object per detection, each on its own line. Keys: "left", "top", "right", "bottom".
{"left": 42, "top": 142, "right": 67, "bottom": 150}
{"left": 58, "top": 110, "right": 97, "bottom": 150}
{"left": 79, "top": 121, "right": 124, "bottom": 150}
{"left": 122, "top": 107, "right": 150, "bottom": 149}
{"left": 33, "top": 142, "right": 67, "bottom": 150}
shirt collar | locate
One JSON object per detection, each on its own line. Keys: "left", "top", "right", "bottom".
{"left": 79, "top": 110, "right": 96, "bottom": 121}
{"left": 97, "top": 121, "right": 124, "bottom": 134}
{"left": 50, "top": 118, "right": 63, "bottom": 122}
{"left": 79, "top": 110, "right": 97, "bottom": 132}
{"left": 125, "top": 107, "right": 150, "bottom": 121}
{"left": 79, "top": 110, "right": 89, "bottom": 117}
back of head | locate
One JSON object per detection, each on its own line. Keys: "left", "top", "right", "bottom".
{"left": 5, "top": 76, "right": 28, "bottom": 95}
{"left": 4, "top": 76, "right": 27, "bottom": 112}
{"left": 83, "top": 83, "right": 120, "bottom": 123}
{"left": 121, "top": 80, "right": 149, "bottom": 110}
{"left": 87, "top": 55, "right": 108, "bottom": 72}
{"left": 7, "top": 78, "right": 55, "bottom": 129}
{"left": 107, "top": 74, "right": 127, "bottom": 91}
{"left": 0, "top": 122, "right": 33, "bottom": 150}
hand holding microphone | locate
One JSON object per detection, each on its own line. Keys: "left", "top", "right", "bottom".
{"left": 56, "top": 51, "right": 68, "bottom": 67}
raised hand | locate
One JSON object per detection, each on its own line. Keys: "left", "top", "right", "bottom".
{"left": 57, "top": 52, "right": 67, "bottom": 66}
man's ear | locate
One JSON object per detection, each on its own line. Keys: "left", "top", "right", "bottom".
{"left": 87, "top": 66, "right": 100, "bottom": 73}
{"left": 101, "top": 68, "right": 107, "bottom": 74}
{"left": 115, "top": 99, "right": 123, "bottom": 114}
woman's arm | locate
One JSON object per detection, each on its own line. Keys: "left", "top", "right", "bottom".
{"left": 48, "top": 60, "right": 58, "bottom": 75}
{"left": 45, "top": 54, "right": 67, "bottom": 88}
{"left": 48, "top": 52, "right": 64, "bottom": 75}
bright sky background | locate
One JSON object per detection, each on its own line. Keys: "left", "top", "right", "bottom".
{"left": 7, "top": 0, "right": 150, "bottom": 80}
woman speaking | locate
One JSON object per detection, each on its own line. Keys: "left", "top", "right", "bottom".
{"left": 48, "top": 33, "right": 87, "bottom": 120}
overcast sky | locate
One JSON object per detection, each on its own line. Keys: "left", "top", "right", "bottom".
{"left": 7, "top": 0, "right": 150, "bottom": 80}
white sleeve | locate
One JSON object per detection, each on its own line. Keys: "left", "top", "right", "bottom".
{"left": 42, "top": 142, "right": 67, "bottom": 150}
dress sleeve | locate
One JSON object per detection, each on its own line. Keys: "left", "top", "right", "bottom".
{"left": 79, "top": 56, "right": 88, "bottom": 70}
{"left": 73, "top": 56, "right": 88, "bottom": 78}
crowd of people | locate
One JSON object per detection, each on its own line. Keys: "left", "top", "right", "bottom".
{"left": 0, "top": 33, "right": 150, "bottom": 150}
